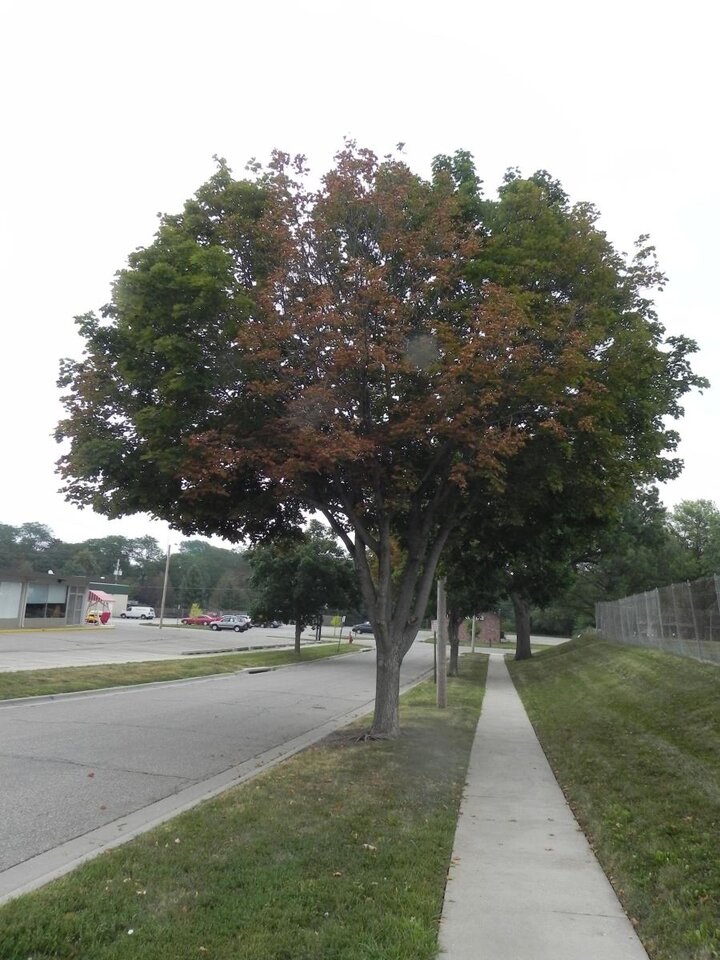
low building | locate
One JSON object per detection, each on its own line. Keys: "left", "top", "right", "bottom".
{"left": 475, "top": 611, "right": 501, "bottom": 645}
{"left": 431, "top": 611, "right": 502, "bottom": 644}
{"left": 0, "top": 570, "right": 90, "bottom": 629}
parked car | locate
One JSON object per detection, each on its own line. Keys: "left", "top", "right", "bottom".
{"left": 120, "top": 606, "right": 155, "bottom": 620}
{"left": 210, "top": 615, "right": 251, "bottom": 632}
{"left": 261, "top": 620, "right": 281, "bottom": 628}
{"left": 180, "top": 614, "right": 222, "bottom": 626}
{"left": 351, "top": 621, "right": 374, "bottom": 634}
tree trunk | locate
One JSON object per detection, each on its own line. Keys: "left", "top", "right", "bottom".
{"left": 369, "top": 647, "right": 402, "bottom": 738}
{"left": 294, "top": 621, "right": 302, "bottom": 656}
{"left": 511, "top": 591, "right": 532, "bottom": 660}
{"left": 344, "top": 516, "right": 454, "bottom": 738}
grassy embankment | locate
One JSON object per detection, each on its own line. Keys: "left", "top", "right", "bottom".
{"left": 508, "top": 636, "right": 720, "bottom": 960}
{"left": 0, "top": 644, "right": 363, "bottom": 701}
{"left": 0, "top": 658, "right": 488, "bottom": 960}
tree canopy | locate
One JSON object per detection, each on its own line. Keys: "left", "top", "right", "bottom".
{"left": 521, "top": 493, "right": 720, "bottom": 637}
{"left": 668, "top": 499, "right": 720, "bottom": 574}
{"left": 248, "top": 521, "right": 358, "bottom": 653}
{"left": 56, "top": 143, "right": 706, "bottom": 735}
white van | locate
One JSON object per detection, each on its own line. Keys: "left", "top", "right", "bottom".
{"left": 120, "top": 606, "right": 155, "bottom": 620}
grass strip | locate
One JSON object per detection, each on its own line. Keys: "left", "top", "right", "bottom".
{"left": 507, "top": 636, "right": 720, "bottom": 960}
{"left": 0, "top": 644, "right": 361, "bottom": 701}
{"left": 0, "top": 656, "right": 487, "bottom": 960}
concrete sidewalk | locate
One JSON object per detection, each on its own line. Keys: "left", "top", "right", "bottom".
{"left": 439, "top": 654, "right": 649, "bottom": 960}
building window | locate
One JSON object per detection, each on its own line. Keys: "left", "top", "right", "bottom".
{"left": 25, "top": 583, "right": 67, "bottom": 619}
{"left": 0, "top": 581, "right": 23, "bottom": 619}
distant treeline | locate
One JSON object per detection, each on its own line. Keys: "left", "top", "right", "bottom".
{"left": 3, "top": 493, "right": 719, "bottom": 632}
{"left": 526, "top": 493, "right": 720, "bottom": 636}
{"left": 0, "top": 523, "right": 253, "bottom": 613}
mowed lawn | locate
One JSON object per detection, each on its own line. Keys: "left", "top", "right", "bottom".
{"left": 508, "top": 637, "right": 720, "bottom": 960}
{"left": 0, "top": 658, "right": 488, "bottom": 960}
{"left": 0, "top": 643, "right": 362, "bottom": 701}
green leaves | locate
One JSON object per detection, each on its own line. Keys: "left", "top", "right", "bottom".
{"left": 248, "top": 523, "right": 359, "bottom": 630}
{"left": 55, "top": 146, "right": 707, "bottom": 725}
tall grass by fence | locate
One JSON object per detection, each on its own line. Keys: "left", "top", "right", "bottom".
{"left": 596, "top": 575, "right": 720, "bottom": 664}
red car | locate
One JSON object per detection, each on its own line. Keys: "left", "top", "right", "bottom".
{"left": 180, "top": 614, "right": 222, "bottom": 626}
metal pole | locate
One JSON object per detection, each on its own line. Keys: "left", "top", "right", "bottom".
{"left": 670, "top": 581, "right": 683, "bottom": 657}
{"left": 655, "top": 588, "right": 665, "bottom": 651}
{"left": 643, "top": 590, "right": 652, "bottom": 649}
{"left": 471, "top": 613, "right": 476, "bottom": 654}
{"left": 159, "top": 544, "right": 172, "bottom": 630}
{"left": 437, "top": 578, "right": 447, "bottom": 708}
{"left": 687, "top": 581, "right": 702, "bottom": 660}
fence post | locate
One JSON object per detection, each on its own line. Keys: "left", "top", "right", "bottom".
{"left": 670, "top": 581, "right": 684, "bottom": 657}
{"left": 655, "top": 588, "right": 665, "bottom": 651}
{"left": 643, "top": 590, "right": 652, "bottom": 648}
{"left": 620, "top": 598, "right": 629, "bottom": 645}
{"left": 686, "top": 581, "right": 703, "bottom": 660}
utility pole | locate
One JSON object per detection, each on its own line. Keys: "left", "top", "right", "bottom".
{"left": 159, "top": 544, "right": 173, "bottom": 630}
{"left": 437, "top": 577, "right": 447, "bottom": 708}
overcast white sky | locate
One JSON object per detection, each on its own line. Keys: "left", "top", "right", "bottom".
{"left": 1, "top": 0, "right": 717, "bottom": 548}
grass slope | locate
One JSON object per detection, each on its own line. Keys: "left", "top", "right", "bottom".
{"left": 0, "top": 658, "right": 487, "bottom": 960}
{"left": 508, "top": 637, "right": 720, "bottom": 960}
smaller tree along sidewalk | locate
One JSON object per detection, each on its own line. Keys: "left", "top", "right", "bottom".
{"left": 248, "top": 521, "right": 359, "bottom": 654}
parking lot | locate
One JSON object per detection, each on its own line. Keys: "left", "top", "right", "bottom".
{"left": 0, "top": 619, "right": 366, "bottom": 673}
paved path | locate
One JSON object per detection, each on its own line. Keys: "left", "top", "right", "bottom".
{"left": 439, "top": 653, "right": 648, "bottom": 959}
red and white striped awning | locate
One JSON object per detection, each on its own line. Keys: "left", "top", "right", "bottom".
{"left": 88, "top": 589, "right": 115, "bottom": 604}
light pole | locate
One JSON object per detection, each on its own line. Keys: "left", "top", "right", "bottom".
{"left": 158, "top": 543, "right": 175, "bottom": 629}
{"left": 436, "top": 577, "right": 447, "bottom": 708}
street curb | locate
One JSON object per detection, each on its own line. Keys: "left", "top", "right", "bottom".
{"left": 0, "top": 666, "right": 433, "bottom": 905}
{"left": 0, "top": 625, "right": 116, "bottom": 634}
{"left": 0, "top": 647, "right": 371, "bottom": 710}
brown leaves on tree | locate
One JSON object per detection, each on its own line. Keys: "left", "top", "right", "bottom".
{"left": 56, "top": 143, "right": 706, "bottom": 735}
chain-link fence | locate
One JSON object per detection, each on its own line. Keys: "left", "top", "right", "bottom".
{"left": 596, "top": 575, "right": 720, "bottom": 664}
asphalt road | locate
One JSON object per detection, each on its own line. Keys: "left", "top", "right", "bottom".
{"left": 0, "top": 639, "right": 434, "bottom": 898}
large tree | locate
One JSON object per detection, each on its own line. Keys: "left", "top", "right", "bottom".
{"left": 56, "top": 145, "right": 703, "bottom": 736}
{"left": 439, "top": 167, "right": 709, "bottom": 660}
